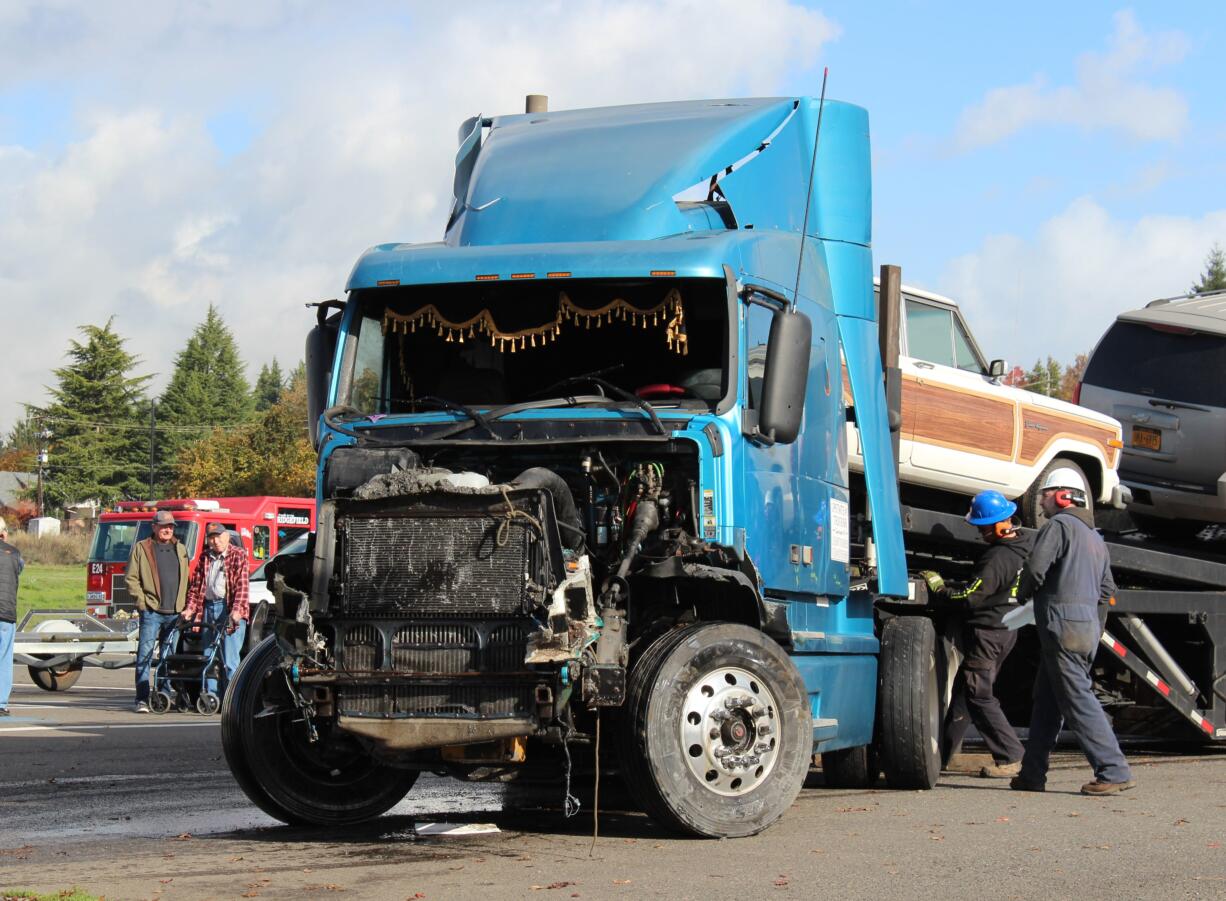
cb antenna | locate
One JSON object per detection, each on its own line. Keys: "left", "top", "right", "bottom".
{"left": 790, "top": 66, "right": 829, "bottom": 312}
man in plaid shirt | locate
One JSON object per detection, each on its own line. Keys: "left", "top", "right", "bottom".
{"left": 184, "top": 522, "right": 250, "bottom": 697}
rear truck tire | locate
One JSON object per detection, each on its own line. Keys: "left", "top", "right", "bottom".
{"left": 620, "top": 622, "right": 811, "bottom": 838}
{"left": 878, "top": 615, "right": 943, "bottom": 790}
{"left": 819, "top": 744, "right": 880, "bottom": 789}
{"left": 28, "top": 657, "right": 84, "bottom": 691}
{"left": 221, "top": 636, "right": 418, "bottom": 827}
{"left": 1022, "top": 457, "right": 1093, "bottom": 528}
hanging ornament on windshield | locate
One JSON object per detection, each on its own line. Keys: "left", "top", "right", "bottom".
{"left": 382, "top": 289, "right": 687, "bottom": 356}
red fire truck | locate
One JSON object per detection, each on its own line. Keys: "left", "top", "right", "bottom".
{"left": 85, "top": 496, "right": 315, "bottom": 617}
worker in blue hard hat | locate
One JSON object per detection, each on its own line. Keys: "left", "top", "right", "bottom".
{"left": 918, "top": 489, "right": 1031, "bottom": 777}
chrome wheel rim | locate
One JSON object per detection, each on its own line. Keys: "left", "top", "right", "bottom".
{"left": 678, "top": 665, "right": 781, "bottom": 797}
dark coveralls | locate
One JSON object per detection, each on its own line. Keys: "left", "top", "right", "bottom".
{"left": 940, "top": 532, "right": 1031, "bottom": 766}
{"left": 1017, "top": 508, "right": 1132, "bottom": 786}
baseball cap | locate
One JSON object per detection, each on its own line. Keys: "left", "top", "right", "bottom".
{"left": 205, "top": 522, "right": 228, "bottom": 536}
{"left": 152, "top": 510, "right": 176, "bottom": 526}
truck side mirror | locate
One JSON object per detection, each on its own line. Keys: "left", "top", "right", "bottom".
{"left": 305, "top": 301, "right": 344, "bottom": 450}
{"left": 758, "top": 309, "right": 812, "bottom": 444}
{"left": 988, "top": 359, "right": 1006, "bottom": 379}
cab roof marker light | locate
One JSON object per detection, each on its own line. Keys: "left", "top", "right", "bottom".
{"left": 650, "top": 270, "right": 676, "bottom": 277}
{"left": 510, "top": 272, "right": 536, "bottom": 280}
{"left": 475, "top": 273, "right": 500, "bottom": 281}
{"left": 547, "top": 271, "right": 572, "bottom": 278}
{"left": 376, "top": 279, "right": 400, "bottom": 287}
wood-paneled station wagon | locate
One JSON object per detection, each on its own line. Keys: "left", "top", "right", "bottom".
{"left": 848, "top": 283, "right": 1127, "bottom": 526}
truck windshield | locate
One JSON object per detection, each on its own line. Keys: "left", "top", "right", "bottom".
{"left": 89, "top": 521, "right": 198, "bottom": 563}
{"left": 343, "top": 278, "right": 729, "bottom": 415}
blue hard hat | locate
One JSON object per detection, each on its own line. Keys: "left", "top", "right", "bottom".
{"left": 966, "top": 490, "right": 1017, "bottom": 526}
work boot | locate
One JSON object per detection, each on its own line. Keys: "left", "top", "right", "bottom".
{"left": 980, "top": 760, "right": 1022, "bottom": 778}
{"left": 133, "top": 701, "right": 150, "bottom": 714}
{"left": 1009, "top": 775, "right": 1045, "bottom": 792}
{"left": 1080, "top": 779, "right": 1136, "bottom": 796}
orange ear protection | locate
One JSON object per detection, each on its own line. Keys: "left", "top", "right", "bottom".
{"left": 1052, "top": 489, "right": 1075, "bottom": 509}
{"left": 992, "top": 519, "right": 1015, "bottom": 538}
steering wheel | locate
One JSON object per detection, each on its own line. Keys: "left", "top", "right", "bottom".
{"left": 635, "top": 383, "right": 693, "bottom": 399}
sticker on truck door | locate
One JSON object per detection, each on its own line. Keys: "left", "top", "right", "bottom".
{"left": 829, "top": 498, "right": 849, "bottom": 564}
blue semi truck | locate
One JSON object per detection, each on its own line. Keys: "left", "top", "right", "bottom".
{"left": 221, "top": 95, "right": 943, "bottom": 839}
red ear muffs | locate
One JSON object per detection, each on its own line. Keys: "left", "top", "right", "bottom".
{"left": 1054, "top": 489, "right": 1075, "bottom": 509}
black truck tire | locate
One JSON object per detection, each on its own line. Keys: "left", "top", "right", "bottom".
{"left": 620, "top": 622, "right": 811, "bottom": 838}
{"left": 28, "top": 657, "right": 84, "bottom": 691}
{"left": 221, "top": 636, "right": 417, "bottom": 826}
{"left": 820, "top": 744, "right": 880, "bottom": 789}
{"left": 878, "top": 616, "right": 942, "bottom": 790}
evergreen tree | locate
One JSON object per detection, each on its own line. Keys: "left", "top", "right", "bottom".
{"left": 1023, "top": 356, "right": 1063, "bottom": 397}
{"left": 1191, "top": 244, "right": 1226, "bottom": 294}
{"left": 254, "top": 358, "right": 285, "bottom": 411}
{"left": 156, "top": 305, "right": 253, "bottom": 489}
{"left": 287, "top": 359, "right": 307, "bottom": 392}
{"left": 32, "top": 320, "right": 151, "bottom": 510}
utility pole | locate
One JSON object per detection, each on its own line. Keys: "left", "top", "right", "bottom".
{"left": 148, "top": 402, "right": 156, "bottom": 500}
{"left": 35, "top": 421, "right": 50, "bottom": 518}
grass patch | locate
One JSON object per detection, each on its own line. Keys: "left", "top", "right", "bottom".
{"left": 15, "top": 564, "right": 82, "bottom": 622}
{"left": 2, "top": 890, "right": 101, "bottom": 901}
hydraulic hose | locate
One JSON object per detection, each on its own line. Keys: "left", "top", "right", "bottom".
{"left": 513, "top": 467, "right": 584, "bottom": 551}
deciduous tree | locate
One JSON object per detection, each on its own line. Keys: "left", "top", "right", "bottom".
{"left": 173, "top": 379, "right": 314, "bottom": 497}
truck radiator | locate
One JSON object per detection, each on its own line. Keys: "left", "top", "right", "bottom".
{"left": 328, "top": 491, "right": 562, "bottom": 724}
{"left": 330, "top": 618, "right": 536, "bottom": 721}
{"left": 341, "top": 514, "right": 533, "bottom": 617}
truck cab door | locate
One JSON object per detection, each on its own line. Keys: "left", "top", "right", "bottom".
{"left": 742, "top": 301, "right": 803, "bottom": 594}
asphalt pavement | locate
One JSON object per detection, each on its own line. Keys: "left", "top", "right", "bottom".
{"left": 2, "top": 664, "right": 1225, "bottom": 900}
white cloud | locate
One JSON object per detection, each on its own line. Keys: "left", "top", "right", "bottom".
{"left": 938, "top": 198, "right": 1226, "bottom": 367}
{"left": 0, "top": 0, "right": 838, "bottom": 435}
{"left": 953, "top": 11, "right": 1189, "bottom": 150}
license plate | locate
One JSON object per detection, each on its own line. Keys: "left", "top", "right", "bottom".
{"left": 1132, "top": 425, "right": 1161, "bottom": 451}
{"left": 86, "top": 591, "right": 107, "bottom": 601}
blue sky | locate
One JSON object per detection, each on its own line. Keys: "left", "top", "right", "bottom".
{"left": 1, "top": 1, "right": 1224, "bottom": 435}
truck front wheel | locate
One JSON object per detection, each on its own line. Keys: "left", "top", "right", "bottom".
{"left": 878, "top": 616, "right": 943, "bottom": 790}
{"left": 221, "top": 636, "right": 417, "bottom": 826}
{"left": 620, "top": 623, "right": 811, "bottom": 838}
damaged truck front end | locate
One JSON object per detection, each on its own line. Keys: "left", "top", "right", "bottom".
{"left": 223, "top": 96, "right": 906, "bottom": 839}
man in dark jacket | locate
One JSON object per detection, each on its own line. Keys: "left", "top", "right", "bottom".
{"left": 125, "top": 510, "right": 189, "bottom": 713}
{"left": 920, "top": 490, "right": 1030, "bottom": 777}
{"left": 1011, "top": 468, "right": 1134, "bottom": 796}
{"left": 0, "top": 516, "right": 24, "bottom": 716}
